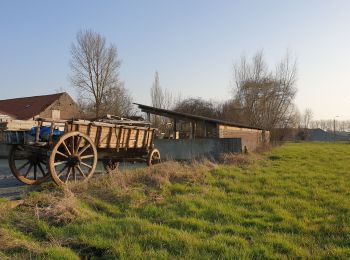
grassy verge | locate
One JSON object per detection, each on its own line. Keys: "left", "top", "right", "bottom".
{"left": 0, "top": 142, "right": 349, "bottom": 259}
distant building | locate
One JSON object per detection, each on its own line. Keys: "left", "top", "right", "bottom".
{"left": 0, "top": 92, "right": 80, "bottom": 120}
{"left": 309, "top": 128, "right": 350, "bottom": 142}
{"left": 271, "top": 127, "right": 350, "bottom": 142}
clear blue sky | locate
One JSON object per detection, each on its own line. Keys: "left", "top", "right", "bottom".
{"left": 1, "top": 0, "right": 350, "bottom": 119}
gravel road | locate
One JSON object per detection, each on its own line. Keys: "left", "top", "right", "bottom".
{"left": 0, "top": 159, "right": 28, "bottom": 199}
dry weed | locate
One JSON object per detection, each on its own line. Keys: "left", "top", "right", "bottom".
{"left": 0, "top": 200, "right": 12, "bottom": 221}
{"left": 255, "top": 143, "right": 273, "bottom": 153}
{"left": 219, "top": 153, "right": 251, "bottom": 167}
{"left": 20, "top": 188, "right": 79, "bottom": 226}
{"left": 76, "top": 161, "right": 210, "bottom": 193}
{"left": 138, "top": 161, "right": 207, "bottom": 187}
{"left": 69, "top": 160, "right": 212, "bottom": 209}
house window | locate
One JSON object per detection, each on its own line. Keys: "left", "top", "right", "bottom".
{"left": 51, "top": 110, "right": 60, "bottom": 119}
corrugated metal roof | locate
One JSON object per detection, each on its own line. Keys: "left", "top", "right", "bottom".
{"left": 0, "top": 93, "right": 65, "bottom": 120}
{"left": 134, "top": 103, "right": 264, "bottom": 130}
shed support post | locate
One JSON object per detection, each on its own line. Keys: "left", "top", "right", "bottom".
{"left": 191, "top": 122, "right": 196, "bottom": 139}
{"left": 173, "top": 119, "right": 177, "bottom": 139}
{"left": 189, "top": 122, "right": 193, "bottom": 139}
{"left": 194, "top": 123, "right": 196, "bottom": 139}
{"left": 146, "top": 113, "right": 150, "bottom": 122}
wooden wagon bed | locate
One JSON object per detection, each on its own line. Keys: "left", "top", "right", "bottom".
{"left": 66, "top": 120, "right": 155, "bottom": 150}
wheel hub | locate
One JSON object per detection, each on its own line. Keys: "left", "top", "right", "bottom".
{"left": 28, "top": 155, "right": 41, "bottom": 164}
{"left": 67, "top": 155, "right": 81, "bottom": 167}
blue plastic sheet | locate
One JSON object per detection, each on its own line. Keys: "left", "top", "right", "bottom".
{"left": 30, "top": 126, "right": 64, "bottom": 141}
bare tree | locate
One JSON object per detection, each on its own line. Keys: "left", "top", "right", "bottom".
{"left": 174, "top": 97, "right": 221, "bottom": 118}
{"left": 311, "top": 120, "right": 320, "bottom": 129}
{"left": 70, "top": 29, "right": 121, "bottom": 117}
{"left": 103, "top": 83, "right": 134, "bottom": 117}
{"left": 232, "top": 50, "right": 298, "bottom": 130}
{"left": 150, "top": 71, "right": 182, "bottom": 128}
{"left": 302, "top": 108, "right": 313, "bottom": 129}
{"left": 151, "top": 71, "right": 163, "bottom": 109}
{"left": 219, "top": 99, "right": 244, "bottom": 122}
{"left": 150, "top": 71, "right": 176, "bottom": 110}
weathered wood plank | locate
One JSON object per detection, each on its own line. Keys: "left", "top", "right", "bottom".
{"left": 0, "top": 120, "right": 37, "bottom": 131}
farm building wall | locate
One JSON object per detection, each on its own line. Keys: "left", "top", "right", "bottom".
{"left": 218, "top": 125, "right": 269, "bottom": 152}
{"left": 154, "top": 138, "right": 242, "bottom": 160}
{"left": 38, "top": 93, "right": 80, "bottom": 120}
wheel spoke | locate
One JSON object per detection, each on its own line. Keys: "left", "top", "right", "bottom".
{"left": 54, "top": 160, "right": 68, "bottom": 166}
{"left": 71, "top": 135, "right": 75, "bottom": 154}
{"left": 62, "top": 140, "right": 72, "bottom": 156}
{"left": 78, "top": 143, "right": 91, "bottom": 156}
{"left": 56, "top": 151, "right": 69, "bottom": 159}
{"left": 80, "top": 154, "right": 94, "bottom": 160}
{"left": 17, "top": 161, "right": 31, "bottom": 172}
{"left": 14, "top": 155, "right": 27, "bottom": 160}
{"left": 81, "top": 161, "right": 92, "bottom": 169}
{"left": 33, "top": 164, "right": 37, "bottom": 180}
{"left": 37, "top": 162, "right": 46, "bottom": 176}
{"left": 64, "top": 167, "right": 72, "bottom": 183}
{"left": 76, "top": 165, "right": 86, "bottom": 178}
{"left": 57, "top": 164, "right": 69, "bottom": 178}
{"left": 75, "top": 136, "right": 83, "bottom": 153}
{"left": 24, "top": 163, "right": 33, "bottom": 177}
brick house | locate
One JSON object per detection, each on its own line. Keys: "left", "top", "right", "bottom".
{"left": 0, "top": 92, "right": 80, "bottom": 120}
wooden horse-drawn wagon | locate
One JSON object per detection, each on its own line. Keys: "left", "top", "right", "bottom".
{"left": 0, "top": 116, "right": 160, "bottom": 186}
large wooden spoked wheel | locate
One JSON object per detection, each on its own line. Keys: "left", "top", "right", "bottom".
{"left": 9, "top": 145, "right": 50, "bottom": 185}
{"left": 49, "top": 132, "right": 97, "bottom": 185}
{"left": 147, "top": 148, "right": 161, "bottom": 166}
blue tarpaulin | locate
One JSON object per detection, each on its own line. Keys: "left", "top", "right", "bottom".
{"left": 30, "top": 126, "right": 64, "bottom": 140}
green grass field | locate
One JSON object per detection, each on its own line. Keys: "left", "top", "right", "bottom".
{"left": 0, "top": 142, "right": 349, "bottom": 259}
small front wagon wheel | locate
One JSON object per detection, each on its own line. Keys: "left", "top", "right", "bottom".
{"left": 49, "top": 132, "right": 97, "bottom": 186}
{"left": 147, "top": 148, "right": 161, "bottom": 166}
{"left": 9, "top": 145, "right": 50, "bottom": 185}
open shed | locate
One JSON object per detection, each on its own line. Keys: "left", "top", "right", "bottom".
{"left": 135, "top": 103, "right": 269, "bottom": 152}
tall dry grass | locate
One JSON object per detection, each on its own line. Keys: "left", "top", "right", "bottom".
{"left": 75, "top": 160, "right": 214, "bottom": 191}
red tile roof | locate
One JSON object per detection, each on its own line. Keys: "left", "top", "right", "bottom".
{"left": 0, "top": 93, "right": 65, "bottom": 120}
